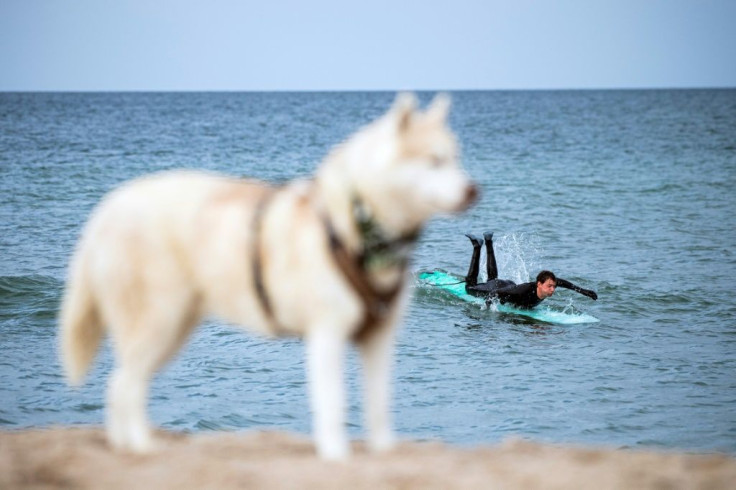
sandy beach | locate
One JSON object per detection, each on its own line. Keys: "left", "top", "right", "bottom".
{"left": 1, "top": 428, "right": 734, "bottom": 489}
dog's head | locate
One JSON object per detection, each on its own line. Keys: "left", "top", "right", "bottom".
{"left": 344, "top": 93, "right": 477, "bottom": 236}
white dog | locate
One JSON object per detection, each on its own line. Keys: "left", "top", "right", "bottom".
{"left": 60, "top": 93, "right": 477, "bottom": 460}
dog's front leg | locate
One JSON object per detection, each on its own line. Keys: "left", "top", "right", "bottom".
{"left": 358, "top": 323, "right": 397, "bottom": 453}
{"left": 306, "top": 327, "right": 349, "bottom": 460}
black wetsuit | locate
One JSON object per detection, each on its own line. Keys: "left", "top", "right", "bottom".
{"left": 464, "top": 234, "right": 596, "bottom": 309}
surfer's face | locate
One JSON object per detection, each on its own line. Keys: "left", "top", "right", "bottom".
{"left": 537, "top": 279, "right": 556, "bottom": 299}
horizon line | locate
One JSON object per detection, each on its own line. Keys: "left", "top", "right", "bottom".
{"left": 2, "top": 85, "right": 735, "bottom": 94}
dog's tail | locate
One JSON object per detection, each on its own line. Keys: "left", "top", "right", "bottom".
{"left": 59, "top": 249, "right": 103, "bottom": 386}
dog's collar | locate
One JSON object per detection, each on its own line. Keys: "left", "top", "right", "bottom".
{"left": 351, "top": 197, "right": 420, "bottom": 271}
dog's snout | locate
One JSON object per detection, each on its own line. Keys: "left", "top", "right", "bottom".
{"left": 462, "top": 183, "right": 479, "bottom": 210}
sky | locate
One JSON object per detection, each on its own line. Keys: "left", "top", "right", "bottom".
{"left": 1, "top": 0, "right": 735, "bottom": 91}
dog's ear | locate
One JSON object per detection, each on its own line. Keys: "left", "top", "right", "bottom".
{"left": 392, "top": 92, "right": 417, "bottom": 132}
{"left": 426, "top": 93, "right": 451, "bottom": 123}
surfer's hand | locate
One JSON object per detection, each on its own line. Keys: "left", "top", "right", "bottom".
{"left": 584, "top": 289, "right": 598, "bottom": 300}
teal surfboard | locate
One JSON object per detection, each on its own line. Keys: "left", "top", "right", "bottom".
{"left": 418, "top": 270, "right": 599, "bottom": 325}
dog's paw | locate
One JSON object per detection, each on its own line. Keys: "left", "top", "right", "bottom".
{"left": 108, "top": 426, "right": 158, "bottom": 454}
{"left": 128, "top": 434, "right": 159, "bottom": 454}
{"left": 368, "top": 430, "right": 397, "bottom": 453}
{"left": 316, "top": 436, "right": 351, "bottom": 461}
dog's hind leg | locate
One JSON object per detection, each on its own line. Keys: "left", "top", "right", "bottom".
{"left": 358, "top": 323, "right": 397, "bottom": 453}
{"left": 306, "top": 327, "right": 350, "bottom": 460}
{"left": 107, "top": 360, "right": 154, "bottom": 452}
{"left": 106, "top": 294, "right": 201, "bottom": 453}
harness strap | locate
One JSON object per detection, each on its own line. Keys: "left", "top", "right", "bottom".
{"left": 252, "top": 184, "right": 416, "bottom": 342}
{"left": 322, "top": 215, "right": 407, "bottom": 343}
{"left": 252, "top": 190, "right": 285, "bottom": 335}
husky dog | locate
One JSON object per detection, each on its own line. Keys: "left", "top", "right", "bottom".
{"left": 60, "top": 93, "right": 477, "bottom": 460}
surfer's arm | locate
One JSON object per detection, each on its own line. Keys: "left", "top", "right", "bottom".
{"left": 494, "top": 283, "right": 524, "bottom": 297}
{"left": 492, "top": 283, "right": 536, "bottom": 308}
{"left": 482, "top": 284, "right": 515, "bottom": 304}
{"left": 556, "top": 278, "right": 598, "bottom": 300}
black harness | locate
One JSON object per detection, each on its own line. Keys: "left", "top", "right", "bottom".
{"left": 251, "top": 189, "right": 419, "bottom": 341}
{"left": 251, "top": 191, "right": 280, "bottom": 333}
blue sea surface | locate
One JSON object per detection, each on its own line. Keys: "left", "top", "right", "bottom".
{"left": 1, "top": 90, "right": 735, "bottom": 452}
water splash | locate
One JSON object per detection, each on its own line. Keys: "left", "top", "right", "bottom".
{"left": 478, "top": 232, "right": 542, "bottom": 284}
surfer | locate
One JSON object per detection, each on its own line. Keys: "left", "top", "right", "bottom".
{"left": 464, "top": 232, "right": 598, "bottom": 309}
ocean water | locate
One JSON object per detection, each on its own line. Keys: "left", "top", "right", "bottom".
{"left": 1, "top": 90, "right": 735, "bottom": 453}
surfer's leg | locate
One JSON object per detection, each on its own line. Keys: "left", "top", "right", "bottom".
{"left": 484, "top": 231, "right": 499, "bottom": 280}
{"left": 464, "top": 233, "right": 482, "bottom": 287}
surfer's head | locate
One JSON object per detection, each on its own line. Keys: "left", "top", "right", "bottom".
{"left": 535, "top": 270, "right": 557, "bottom": 299}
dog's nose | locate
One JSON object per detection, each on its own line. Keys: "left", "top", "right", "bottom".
{"left": 462, "top": 183, "right": 479, "bottom": 209}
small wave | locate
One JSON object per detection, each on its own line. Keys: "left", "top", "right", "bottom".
{"left": 73, "top": 402, "right": 104, "bottom": 413}
{"left": 195, "top": 419, "right": 224, "bottom": 431}
{"left": 0, "top": 274, "right": 61, "bottom": 296}
{"left": 0, "top": 274, "right": 63, "bottom": 324}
